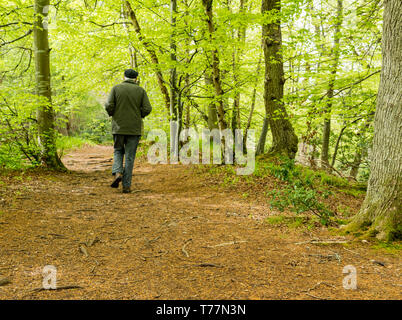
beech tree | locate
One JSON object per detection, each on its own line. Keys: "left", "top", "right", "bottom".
{"left": 346, "top": 0, "right": 401, "bottom": 240}
{"left": 33, "top": 0, "right": 64, "bottom": 169}
{"left": 261, "top": 0, "right": 298, "bottom": 158}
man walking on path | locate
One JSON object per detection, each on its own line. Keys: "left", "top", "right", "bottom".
{"left": 105, "top": 69, "right": 152, "bottom": 193}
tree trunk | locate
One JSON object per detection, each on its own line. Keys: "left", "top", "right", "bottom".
{"left": 169, "top": 0, "right": 179, "bottom": 160}
{"left": 207, "top": 104, "right": 219, "bottom": 130}
{"left": 205, "top": 75, "right": 219, "bottom": 130}
{"left": 244, "top": 54, "right": 262, "bottom": 151}
{"left": 125, "top": 1, "right": 170, "bottom": 112}
{"left": 331, "top": 122, "right": 347, "bottom": 168}
{"left": 349, "top": 149, "right": 363, "bottom": 180}
{"left": 256, "top": 117, "right": 269, "bottom": 155}
{"left": 346, "top": 0, "right": 402, "bottom": 241}
{"left": 34, "top": 0, "right": 64, "bottom": 169}
{"left": 230, "top": 0, "right": 246, "bottom": 134}
{"left": 202, "top": 0, "right": 228, "bottom": 131}
{"left": 320, "top": 0, "right": 343, "bottom": 168}
{"left": 261, "top": 0, "right": 298, "bottom": 159}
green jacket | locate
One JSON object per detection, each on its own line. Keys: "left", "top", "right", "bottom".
{"left": 105, "top": 79, "right": 152, "bottom": 136}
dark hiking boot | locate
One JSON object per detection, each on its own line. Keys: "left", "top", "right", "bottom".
{"left": 111, "top": 173, "right": 123, "bottom": 188}
{"left": 122, "top": 186, "right": 131, "bottom": 194}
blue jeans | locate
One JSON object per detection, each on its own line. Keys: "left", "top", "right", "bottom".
{"left": 112, "top": 135, "right": 141, "bottom": 188}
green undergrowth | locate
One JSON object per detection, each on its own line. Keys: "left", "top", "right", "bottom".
{"left": 371, "top": 241, "right": 402, "bottom": 255}
{"left": 56, "top": 135, "right": 95, "bottom": 156}
{"left": 265, "top": 215, "right": 318, "bottom": 230}
{"left": 199, "top": 155, "right": 366, "bottom": 226}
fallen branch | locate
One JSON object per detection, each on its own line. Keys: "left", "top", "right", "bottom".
{"left": 296, "top": 239, "right": 348, "bottom": 245}
{"left": 205, "top": 240, "right": 247, "bottom": 248}
{"left": 0, "top": 277, "right": 11, "bottom": 286}
{"left": 123, "top": 236, "right": 135, "bottom": 244}
{"left": 308, "top": 253, "right": 341, "bottom": 262}
{"left": 141, "top": 250, "right": 169, "bottom": 260}
{"left": 297, "top": 281, "right": 335, "bottom": 300}
{"left": 182, "top": 239, "right": 192, "bottom": 257}
{"left": 370, "top": 259, "right": 386, "bottom": 267}
{"left": 193, "top": 263, "right": 222, "bottom": 268}
{"left": 49, "top": 233, "right": 67, "bottom": 239}
{"left": 129, "top": 189, "right": 151, "bottom": 194}
{"left": 29, "top": 285, "right": 83, "bottom": 294}
{"left": 305, "top": 292, "right": 327, "bottom": 300}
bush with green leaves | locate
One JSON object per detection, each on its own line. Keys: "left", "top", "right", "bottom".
{"left": 265, "top": 157, "right": 335, "bottom": 225}
{"left": 81, "top": 118, "right": 112, "bottom": 144}
{"left": 0, "top": 88, "right": 42, "bottom": 169}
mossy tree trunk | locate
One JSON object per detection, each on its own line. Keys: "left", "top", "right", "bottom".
{"left": 346, "top": 0, "right": 402, "bottom": 241}
{"left": 34, "top": 0, "right": 65, "bottom": 169}
{"left": 261, "top": 0, "right": 298, "bottom": 159}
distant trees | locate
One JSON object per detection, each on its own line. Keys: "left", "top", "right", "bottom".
{"left": 0, "top": 0, "right": 394, "bottom": 184}
{"left": 320, "top": 0, "right": 343, "bottom": 168}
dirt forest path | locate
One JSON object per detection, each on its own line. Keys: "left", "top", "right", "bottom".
{"left": 0, "top": 145, "right": 400, "bottom": 299}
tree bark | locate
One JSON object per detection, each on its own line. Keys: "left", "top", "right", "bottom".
{"left": 261, "top": 0, "right": 298, "bottom": 159}
{"left": 125, "top": 1, "right": 170, "bottom": 112}
{"left": 346, "top": 0, "right": 402, "bottom": 241}
{"left": 244, "top": 54, "right": 262, "bottom": 151}
{"left": 169, "top": 0, "right": 180, "bottom": 158}
{"left": 34, "top": 0, "right": 64, "bottom": 169}
{"left": 349, "top": 149, "right": 363, "bottom": 180}
{"left": 321, "top": 0, "right": 343, "bottom": 168}
{"left": 256, "top": 117, "right": 269, "bottom": 155}
{"left": 330, "top": 123, "right": 346, "bottom": 168}
{"left": 202, "top": 0, "right": 228, "bottom": 131}
{"left": 204, "top": 75, "right": 219, "bottom": 130}
{"left": 230, "top": 0, "right": 247, "bottom": 134}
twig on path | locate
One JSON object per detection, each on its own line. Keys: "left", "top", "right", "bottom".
{"left": 193, "top": 263, "right": 222, "bottom": 268}
{"left": 305, "top": 292, "right": 327, "bottom": 300}
{"left": 123, "top": 236, "right": 135, "bottom": 244}
{"left": 111, "top": 235, "right": 137, "bottom": 242}
{"left": 79, "top": 245, "right": 88, "bottom": 257}
{"left": 27, "top": 285, "right": 83, "bottom": 295}
{"left": 205, "top": 240, "right": 247, "bottom": 248}
{"left": 138, "top": 255, "right": 147, "bottom": 261}
{"left": 296, "top": 238, "right": 349, "bottom": 245}
{"left": 86, "top": 236, "right": 100, "bottom": 247}
{"left": 141, "top": 250, "right": 169, "bottom": 261}
{"left": 297, "top": 281, "right": 335, "bottom": 300}
{"left": 383, "top": 280, "right": 402, "bottom": 287}
{"left": 0, "top": 277, "right": 11, "bottom": 286}
{"left": 342, "top": 247, "right": 386, "bottom": 266}
{"left": 308, "top": 281, "right": 336, "bottom": 291}
{"left": 49, "top": 233, "right": 67, "bottom": 239}
{"left": 130, "top": 189, "right": 151, "bottom": 194}
{"left": 182, "top": 239, "right": 192, "bottom": 258}
{"left": 147, "top": 236, "right": 160, "bottom": 244}
{"left": 370, "top": 259, "right": 386, "bottom": 267}
{"left": 144, "top": 236, "right": 160, "bottom": 248}
{"left": 308, "top": 253, "right": 341, "bottom": 263}
{"left": 343, "top": 247, "right": 365, "bottom": 258}
{"left": 90, "top": 259, "right": 101, "bottom": 274}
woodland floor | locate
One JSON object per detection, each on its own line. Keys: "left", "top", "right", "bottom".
{"left": 0, "top": 145, "right": 400, "bottom": 300}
